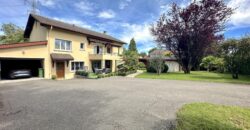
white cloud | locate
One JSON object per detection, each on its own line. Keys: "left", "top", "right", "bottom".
{"left": 74, "top": 0, "right": 95, "bottom": 16}
{"left": 227, "top": 0, "right": 250, "bottom": 28}
{"left": 120, "top": 23, "right": 155, "bottom": 52}
{"left": 53, "top": 17, "right": 92, "bottom": 29}
{"left": 38, "top": 0, "right": 55, "bottom": 7}
{"left": 98, "top": 10, "right": 116, "bottom": 19}
{"left": 119, "top": 0, "right": 132, "bottom": 10}
{"left": 119, "top": 2, "right": 129, "bottom": 10}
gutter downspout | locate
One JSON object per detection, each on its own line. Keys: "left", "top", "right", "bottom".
{"left": 48, "top": 25, "right": 53, "bottom": 78}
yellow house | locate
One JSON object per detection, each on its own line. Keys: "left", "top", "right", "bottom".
{"left": 0, "top": 14, "right": 126, "bottom": 79}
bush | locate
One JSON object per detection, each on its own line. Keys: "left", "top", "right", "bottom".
{"left": 147, "top": 64, "right": 169, "bottom": 73}
{"left": 200, "top": 56, "right": 225, "bottom": 72}
{"left": 117, "top": 70, "right": 137, "bottom": 76}
{"left": 51, "top": 75, "right": 57, "bottom": 80}
{"left": 76, "top": 71, "right": 89, "bottom": 76}
{"left": 97, "top": 72, "right": 118, "bottom": 78}
{"left": 87, "top": 73, "right": 98, "bottom": 79}
{"left": 138, "top": 62, "right": 146, "bottom": 70}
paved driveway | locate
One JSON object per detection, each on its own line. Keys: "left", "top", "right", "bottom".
{"left": 0, "top": 77, "right": 250, "bottom": 130}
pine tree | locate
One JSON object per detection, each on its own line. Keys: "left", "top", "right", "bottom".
{"left": 128, "top": 38, "right": 138, "bottom": 53}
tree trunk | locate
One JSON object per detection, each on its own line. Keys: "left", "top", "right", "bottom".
{"left": 232, "top": 72, "right": 239, "bottom": 79}
{"left": 183, "top": 65, "right": 191, "bottom": 74}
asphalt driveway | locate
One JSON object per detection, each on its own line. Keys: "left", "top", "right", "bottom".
{"left": 0, "top": 77, "right": 250, "bottom": 130}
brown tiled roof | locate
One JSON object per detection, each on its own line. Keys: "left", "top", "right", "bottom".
{"left": 0, "top": 41, "right": 47, "bottom": 49}
{"left": 24, "top": 14, "right": 126, "bottom": 44}
{"left": 51, "top": 53, "right": 74, "bottom": 61}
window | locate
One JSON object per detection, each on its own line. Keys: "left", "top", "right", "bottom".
{"left": 80, "top": 43, "right": 85, "bottom": 50}
{"left": 94, "top": 45, "right": 102, "bottom": 54}
{"left": 55, "top": 39, "right": 72, "bottom": 51}
{"left": 71, "top": 62, "right": 84, "bottom": 71}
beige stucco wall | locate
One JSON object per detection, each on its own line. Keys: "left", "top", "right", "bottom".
{"left": 0, "top": 45, "right": 51, "bottom": 79}
{"left": 48, "top": 28, "right": 123, "bottom": 79}
{"left": 29, "top": 21, "right": 48, "bottom": 42}
{"left": 48, "top": 28, "right": 90, "bottom": 79}
{"left": 0, "top": 21, "right": 124, "bottom": 80}
{"left": 165, "top": 61, "right": 180, "bottom": 72}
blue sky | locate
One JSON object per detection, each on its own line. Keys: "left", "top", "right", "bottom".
{"left": 0, "top": 0, "right": 250, "bottom": 52}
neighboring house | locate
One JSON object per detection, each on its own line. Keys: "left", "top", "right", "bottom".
{"left": 0, "top": 14, "right": 125, "bottom": 80}
{"left": 139, "top": 49, "right": 181, "bottom": 72}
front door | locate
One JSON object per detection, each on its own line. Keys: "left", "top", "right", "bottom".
{"left": 56, "top": 62, "right": 65, "bottom": 78}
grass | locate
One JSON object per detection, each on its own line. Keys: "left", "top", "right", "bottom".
{"left": 136, "top": 71, "right": 250, "bottom": 84}
{"left": 87, "top": 73, "right": 98, "bottom": 79}
{"left": 176, "top": 103, "right": 250, "bottom": 130}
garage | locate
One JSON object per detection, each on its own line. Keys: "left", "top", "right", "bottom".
{"left": 0, "top": 58, "right": 44, "bottom": 80}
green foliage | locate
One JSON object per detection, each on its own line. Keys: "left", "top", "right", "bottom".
{"left": 0, "top": 23, "right": 26, "bottom": 44}
{"left": 148, "top": 48, "right": 157, "bottom": 54}
{"left": 97, "top": 72, "right": 118, "bottom": 78}
{"left": 176, "top": 103, "right": 250, "bottom": 130}
{"left": 220, "top": 37, "right": 250, "bottom": 78}
{"left": 200, "top": 56, "right": 225, "bottom": 72}
{"left": 238, "top": 37, "right": 250, "bottom": 75}
{"left": 147, "top": 64, "right": 168, "bottom": 73}
{"left": 128, "top": 38, "right": 138, "bottom": 53}
{"left": 87, "top": 73, "right": 98, "bottom": 79}
{"left": 75, "top": 71, "right": 89, "bottom": 76}
{"left": 148, "top": 54, "right": 166, "bottom": 75}
{"left": 51, "top": 75, "right": 57, "bottom": 80}
{"left": 122, "top": 50, "right": 139, "bottom": 71}
{"left": 138, "top": 62, "right": 146, "bottom": 70}
{"left": 119, "top": 39, "right": 139, "bottom": 75}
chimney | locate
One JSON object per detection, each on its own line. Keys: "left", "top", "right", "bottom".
{"left": 103, "top": 31, "right": 107, "bottom": 34}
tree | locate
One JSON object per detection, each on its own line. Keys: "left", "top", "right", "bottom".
{"left": 200, "top": 56, "right": 216, "bottom": 72}
{"left": 139, "top": 52, "right": 147, "bottom": 57}
{"left": 221, "top": 39, "right": 241, "bottom": 79}
{"left": 151, "top": 0, "right": 233, "bottom": 74}
{"left": 123, "top": 50, "right": 139, "bottom": 71}
{"left": 220, "top": 37, "right": 250, "bottom": 79}
{"left": 200, "top": 56, "right": 224, "bottom": 72}
{"left": 149, "top": 51, "right": 165, "bottom": 75}
{"left": 128, "top": 38, "right": 138, "bottom": 53}
{"left": 0, "top": 23, "right": 25, "bottom": 44}
{"left": 148, "top": 47, "right": 157, "bottom": 54}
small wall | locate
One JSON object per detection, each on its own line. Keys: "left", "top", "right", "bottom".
{"left": 165, "top": 61, "right": 180, "bottom": 72}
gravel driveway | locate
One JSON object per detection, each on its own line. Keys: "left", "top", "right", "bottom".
{"left": 0, "top": 77, "right": 250, "bottom": 130}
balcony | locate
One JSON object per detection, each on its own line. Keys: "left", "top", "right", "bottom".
{"left": 89, "top": 52, "right": 122, "bottom": 60}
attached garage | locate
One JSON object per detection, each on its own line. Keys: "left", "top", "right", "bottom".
{"left": 0, "top": 58, "right": 44, "bottom": 79}
{"left": 0, "top": 41, "right": 48, "bottom": 80}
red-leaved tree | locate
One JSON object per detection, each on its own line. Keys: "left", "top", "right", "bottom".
{"left": 151, "top": 0, "right": 233, "bottom": 73}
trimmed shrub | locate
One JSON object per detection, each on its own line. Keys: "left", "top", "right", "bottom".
{"left": 76, "top": 71, "right": 89, "bottom": 76}
{"left": 138, "top": 62, "right": 146, "bottom": 70}
{"left": 51, "top": 75, "right": 57, "bottom": 80}
{"left": 147, "top": 64, "right": 169, "bottom": 73}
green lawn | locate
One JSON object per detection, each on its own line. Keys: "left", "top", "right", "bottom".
{"left": 176, "top": 103, "right": 250, "bottom": 130}
{"left": 136, "top": 71, "right": 250, "bottom": 84}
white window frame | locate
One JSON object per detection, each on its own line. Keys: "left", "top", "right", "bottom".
{"left": 93, "top": 45, "right": 103, "bottom": 54}
{"left": 80, "top": 43, "right": 85, "bottom": 51}
{"left": 54, "top": 39, "right": 72, "bottom": 52}
{"left": 70, "top": 61, "right": 85, "bottom": 72}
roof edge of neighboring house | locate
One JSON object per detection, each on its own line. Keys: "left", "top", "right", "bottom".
{"left": 24, "top": 13, "right": 127, "bottom": 45}
{"left": 0, "top": 41, "right": 47, "bottom": 49}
